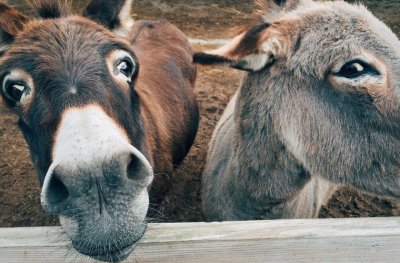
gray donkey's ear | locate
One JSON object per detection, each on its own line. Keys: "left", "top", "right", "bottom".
{"left": 257, "top": 0, "right": 309, "bottom": 10}
{"left": 194, "top": 20, "right": 298, "bottom": 72}
{"left": 0, "top": 3, "right": 27, "bottom": 56}
{"left": 82, "top": 0, "right": 134, "bottom": 37}
{"left": 257, "top": 0, "right": 311, "bottom": 22}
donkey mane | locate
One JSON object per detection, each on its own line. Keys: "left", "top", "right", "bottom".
{"left": 30, "top": 0, "right": 71, "bottom": 19}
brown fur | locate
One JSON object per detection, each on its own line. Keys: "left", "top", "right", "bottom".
{"left": 0, "top": 3, "right": 27, "bottom": 47}
{"left": 0, "top": 0, "right": 198, "bottom": 261}
{"left": 229, "top": 22, "right": 270, "bottom": 57}
{"left": 129, "top": 20, "right": 198, "bottom": 199}
{"left": 30, "top": 0, "right": 71, "bottom": 18}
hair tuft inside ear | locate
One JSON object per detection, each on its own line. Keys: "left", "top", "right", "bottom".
{"left": 82, "top": 0, "right": 134, "bottom": 34}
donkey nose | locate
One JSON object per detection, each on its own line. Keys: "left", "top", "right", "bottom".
{"left": 40, "top": 164, "right": 78, "bottom": 214}
{"left": 41, "top": 144, "right": 153, "bottom": 214}
{"left": 40, "top": 167, "right": 70, "bottom": 213}
{"left": 45, "top": 171, "right": 69, "bottom": 205}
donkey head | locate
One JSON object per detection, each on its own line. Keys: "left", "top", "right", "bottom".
{"left": 0, "top": 0, "right": 153, "bottom": 261}
{"left": 195, "top": 0, "right": 400, "bottom": 198}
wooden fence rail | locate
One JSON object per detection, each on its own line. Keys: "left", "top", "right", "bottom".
{"left": 1, "top": 217, "right": 400, "bottom": 262}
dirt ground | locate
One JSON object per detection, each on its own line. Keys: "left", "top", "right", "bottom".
{"left": 1, "top": 0, "right": 400, "bottom": 227}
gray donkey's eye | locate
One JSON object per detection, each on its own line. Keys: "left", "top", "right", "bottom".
{"left": 336, "top": 60, "right": 380, "bottom": 79}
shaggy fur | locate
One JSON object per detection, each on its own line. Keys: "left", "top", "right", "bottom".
{"left": 0, "top": 2, "right": 26, "bottom": 53}
{"left": 30, "top": 0, "right": 72, "bottom": 18}
{"left": 0, "top": 0, "right": 198, "bottom": 261}
{"left": 195, "top": 0, "right": 400, "bottom": 220}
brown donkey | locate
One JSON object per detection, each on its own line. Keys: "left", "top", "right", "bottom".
{"left": 195, "top": 0, "right": 400, "bottom": 221}
{"left": 0, "top": 0, "right": 198, "bottom": 261}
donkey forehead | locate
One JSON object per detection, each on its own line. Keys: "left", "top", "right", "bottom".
{"left": 6, "top": 17, "right": 133, "bottom": 70}
{"left": 281, "top": 1, "right": 400, "bottom": 74}
{"left": 289, "top": 1, "right": 400, "bottom": 52}
{"left": 0, "top": 17, "right": 138, "bottom": 97}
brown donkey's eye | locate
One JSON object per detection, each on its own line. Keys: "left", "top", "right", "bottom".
{"left": 117, "top": 59, "right": 134, "bottom": 78}
{"left": 3, "top": 81, "right": 30, "bottom": 103}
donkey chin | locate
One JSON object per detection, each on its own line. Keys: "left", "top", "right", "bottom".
{"left": 59, "top": 195, "right": 148, "bottom": 262}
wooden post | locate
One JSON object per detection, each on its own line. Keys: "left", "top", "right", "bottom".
{"left": 1, "top": 217, "right": 400, "bottom": 262}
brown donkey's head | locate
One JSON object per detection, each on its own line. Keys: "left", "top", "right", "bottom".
{"left": 0, "top": 0, "right": 153, "bottom": 261}
{"left": 195, "top": 0, "right": 400, "bottom": 199}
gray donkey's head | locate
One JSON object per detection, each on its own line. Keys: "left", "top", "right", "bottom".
{"left": 194, "top": 0, "right": 400, "bottom": 198}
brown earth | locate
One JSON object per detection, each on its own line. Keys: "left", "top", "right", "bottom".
{"left": 1, "top": 0, "right": 400, "bottom": 227}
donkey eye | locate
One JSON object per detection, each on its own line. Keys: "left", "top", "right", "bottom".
{"left": 336, "top": 60, "right": 379, "bottom": 79}
{"left": 3, "top": 81, "right": 30, "bottom": 103}
{"left": 116, "top": 59, "right": 134, "bottom": 78}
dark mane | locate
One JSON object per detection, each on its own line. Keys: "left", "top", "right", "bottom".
{"left": 30, "top": 0, "right": 71, "bottom": 19}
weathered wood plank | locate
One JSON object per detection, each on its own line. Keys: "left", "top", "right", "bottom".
{"left": 0, "top": 217, "right": 400, "bottom": 262}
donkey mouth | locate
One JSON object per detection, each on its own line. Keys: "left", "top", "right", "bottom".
{"left": 70, "top": 225, "right": 146, "bottom": 262}
{"left": 89, "top": 242, "right": 137, "bottom": 262}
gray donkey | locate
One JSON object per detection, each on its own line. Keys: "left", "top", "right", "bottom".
{"left": 194, "top": 0, "right": 400, "bottom": 220}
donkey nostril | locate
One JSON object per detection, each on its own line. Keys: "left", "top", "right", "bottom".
{"left": 127, "top": 154, "right": 143, "bottom": 179}
{"left": 47, "top": 173, "right": 69, "bottom": 204}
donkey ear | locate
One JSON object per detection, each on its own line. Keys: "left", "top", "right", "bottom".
{"left": 193, "top": 21, "right": 296, "bottom": 72}
{"left": 257, "top": 0, "right": 308, "bottom": 10}
{"left": 262, "top": 0, "right": 307, "bottom": 7}
{"left": 82, "top": 0, "right": 134, "bottom": 37}
{"left": 257, "top": 0, "right": 309, "bottom": 21}
{"left": 0, "top": 3, "right": 27, "bottom": 55}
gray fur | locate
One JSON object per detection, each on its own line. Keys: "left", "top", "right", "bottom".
{"left": 201, "top": 0, "right": 400, "bottom": 221}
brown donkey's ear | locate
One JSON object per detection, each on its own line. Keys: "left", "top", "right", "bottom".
{"left": 30, "top": 0, "right": 72, "bottom": 19}
{"left": 0, "top": 3, "right": 27, "bottom": 55}
{"left": 193, "top": 21, "right": 298, "bottom": 72}
{"left": 83, "top": 0, "right": 134, "bottom": 37}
